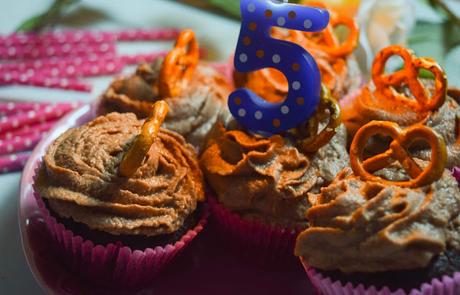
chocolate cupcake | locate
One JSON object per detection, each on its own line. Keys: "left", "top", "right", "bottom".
{"left": 342, "top": 45, "right": 460, "bottom": 168}
{"left": 295, "top": 120, "right": 460, "bottom": 294}
{"left": 200, "top": 87, "right": 349, "bottom": 261}
{"left": 233, "top": 2, "right": 361, "bottom": 102}
{"left": 101, "top": 29, "right": 231, "bottom": 148}
{"left": 34, "top": 102, "right": 207, "bottom": 288}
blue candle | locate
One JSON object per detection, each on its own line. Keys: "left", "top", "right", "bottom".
{"left": 228, "top": 0, "right": 329, "bottom": 134}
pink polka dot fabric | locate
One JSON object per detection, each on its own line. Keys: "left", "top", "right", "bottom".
{"left": 0, "top": 28, "right": 181, "bottom": 92}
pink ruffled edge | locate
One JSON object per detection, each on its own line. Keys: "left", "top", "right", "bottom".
{"left": 33, "top": 163, "right": 208, "bottom": 289}
{"left": 301, "top": 259, "right": 460, "bottom": 295}
{"left": 208, "top": 195, "right": 301, "bottom": 264}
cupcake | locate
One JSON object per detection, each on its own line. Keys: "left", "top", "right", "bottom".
{"left": 101, "top": 29, "right": 232, "bottom": 148}
{"left": 200, "top": 86, "right": 349, "bottom": 262}
{"left": 295, "top": 120, "right": 460, "bottom": 294}
{"left": 342, "top": 45, "right": 460, "bottom": 168}
{"left": 233, "top": 1, "right": 361, "bottom": 102}
{"left": 34, "top": 101, "right": 207, "bottom": 288}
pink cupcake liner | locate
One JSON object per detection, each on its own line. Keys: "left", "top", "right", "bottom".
{"left": 32, "top": 163, "right": 208, "bottom": 289}
{"left": 208, "top": 195, "right": 302, "bottom": 265}
{"left": 299, "top": 170, "right": 460, "bottom": 295}
{"left": 301, "top": 260, "right": 460, "bottom": 295}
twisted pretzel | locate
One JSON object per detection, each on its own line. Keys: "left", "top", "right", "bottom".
{"left": 372, "top": 45, "right": 447, "bottom": 112}
{"left": 119, "top": 100, "right": 169, "bottom": 177}
{"left": 295, "top": 84, "right": 341, "bottom": 153}
{"left": 350, "top": 121, "right": 447, "bottom": 188}
{"left": 299, "top": 1, "right": 359, "bottom": 58}
{"left": 159, "top": 29, "right": 199, "bottom": 98}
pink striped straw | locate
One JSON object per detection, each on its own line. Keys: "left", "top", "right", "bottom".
{"left": 0, "top": 119, "right": 56, "bottom": 140}
{"left": 0, "top": 28, "right": 180, "bottom": 47}
{"left": 0, "top": 103, "right": 79, "bottom": 133}
{"left": 0, "top": 151, "right": 31, "bottom": 174}
{"left": 0, "top": 72, "right": 91, "bottom": 92}
{"left": 115, "top": 28, "right": 181, "bottom": 41}
{"left": 0, "top": 42, "right": 116, "bottom": 60}
{"left": 0, "top": 132, "right": 43, "bottom": 155}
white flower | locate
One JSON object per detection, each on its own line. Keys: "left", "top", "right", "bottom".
{"left": 355, "top": 0, "right": 416, "bottom": 74}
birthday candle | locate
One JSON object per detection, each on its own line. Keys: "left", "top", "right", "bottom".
{"left": 228, "top": 0, "right": 329, "bottom": 134}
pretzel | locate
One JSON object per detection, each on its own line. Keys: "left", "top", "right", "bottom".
{"left": 298, "top": 1, "right": 359, "bottom": 58}
{"left": 372, "top": 45, "right": 447, "bottom": 112}
{"left": 296, "top": 84, "right": 341, "bottom": 153}
{"left": 159, "top": 29, "right": 199, "bottom": 98}
{"left": 350, "top": 121, "right": 447, "bottom": 188}
{"left": 119, "top": 100, "right": 169, "bottom": 177}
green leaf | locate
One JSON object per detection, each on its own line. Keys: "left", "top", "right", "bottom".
{"left": 15, "top": 0, "right": 80, "bottom": 33}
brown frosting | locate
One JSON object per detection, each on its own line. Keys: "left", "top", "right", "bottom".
{"left": 295, "top": 167, "right": 460, "bottom": 273}
{"left": 36, "top": 112, "right": 204, "bottom": 236}
{"left": 199, "top": 119, "right": 349, "bottom": 228}
{"left": 101, "top": 59, "right": 231, "bottom": 148}
{"left": 343, "top": 82, "right": 460, "bottom": 168}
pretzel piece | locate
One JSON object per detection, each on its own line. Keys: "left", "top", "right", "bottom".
{"left": 350, "top": 121, "right": 447, "bottom": 188}
{"left": 372, "top": 45, "right": 447, "bottom": 112}
{"left": 297, "top": 84, "right": 342, "bottom": 153}
{"left": 119, "top": 100, "right": 169, "bottom": 177}
{"left": 159, "top": 29, "right": 199, "bottom": 98}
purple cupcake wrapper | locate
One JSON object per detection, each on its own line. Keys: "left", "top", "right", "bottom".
{"left": 301, "top": 259, "right": 460, "bottom": 295}
{"left": 33, "top": 162, "right": 208, "bottom": 288}
{"left": 208, "top": 195, "right": 301, "bottom": 264}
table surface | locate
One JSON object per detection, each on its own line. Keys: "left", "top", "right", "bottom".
{"left": 0, "top": 1, "right": 239, "bottom": 294}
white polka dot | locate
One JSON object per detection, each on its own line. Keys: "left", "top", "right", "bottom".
{"left": 46, "top": 47, "right": 55, "bottom": 55}
{"left": 62, "top": 44, "right": 71, "bottom": 52}
{"left": 239, "top": 53, "right": 248, "bottom": 63}
{"left": 5, "top": 133, "right": 11, "bottom": 140}
{"left": 28, "top": 111, "right": 36, "bottom": 118}
{"left": 106, "top": 63, "right": 115, "bottom": 71}
{"left": 247, "top": 3, "right": 256, "bottom": 12}
{"left": 4, "top": 73, "right": 12, "bottom": 82}
{"left": 45, "top": 106, "right": 53, "bottom": 113}
{"left": 238, "top": 108, "right": 246, "bottom": 117}
{"left": 7, "top": 47, "right": 16, "bottom": 56}
{"left": 51, "top": 68, "right": 59, "bottom": 76}
{"left": 281, "top": 105, "right": 290, "bottom": 114}
{"left": 66, "top": 66, "right": 76, "bottom": 75}
{"left": 19, "top": 75, "right": 28, "bottom": 82}
{"left": 91, "top": 66, "right": 99, "bottom": 74}
{"left": 6, "top": 144, "right": 13, "bottom": 152}
{"left": 25, "top": 139, "right": 32, "bottom": 147}
{"left": 292, "top": 81, "right": 301, "bottom": 90}
{"left": 254, "top": 111, "right": 263, "bottom": 120}
{"left": 7, "top": 102, "right": 14, "bottom": 110}
{"left": 44, "top": 78, "right": 52, "bottom": 86}
{"left": 272, "top": 54, "right": 281, "bottom": 64}
{"left": 14, "top": 136, "right": 20, "bottom": 142}
{"left": 277, "top": 17, "right": 286, "bottom": 26}
{"left": 99, "top": 44, "right": 109, "bottom": 52}
{"left": 33, "top": 60, "right": 42, "bottom": 67}
{"left": 60, "top": 79, "right": 69, "bottom": 87}
{"left": 12, "top": 120, "right": 18, "bottom": 127}
{"left": 9, "top": 154, "right": 17, "bottom": 161}
{"left": 26, "top": 69, "right": 35, "bottom": 76}
{"left": 304, "top": 19, "right": 312, "bottom": 29}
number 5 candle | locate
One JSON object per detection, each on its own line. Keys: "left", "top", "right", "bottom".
{"left": 229, "top": 0, "right": 329, "bottom": 134}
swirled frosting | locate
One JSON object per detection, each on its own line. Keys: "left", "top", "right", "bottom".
{"left": 199, "top": 120, "right": 349, "bottom": 228}
{"left": 101, "top": 60, "right": 231, "bottom": 148}
{"left": 342, "top": 82, "right": 460, "bottom": 168}
{"left": 36, "top": 112, "right": 204, "bottom": 236}
{"left": 295, "top": 167, "right": 460, "bottom": 273}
